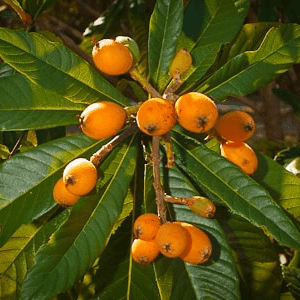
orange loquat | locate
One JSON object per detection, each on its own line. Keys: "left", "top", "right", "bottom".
{"left": 155, "top": 222, "right": 187, "bottom": 258}
{"left": 92, "top": 39, "right": 133, "bottom": 75}
{"left": 63, "top": 158, "right": 98, "bottom": 196}
{"left": 220, "top": 141, "right": 258, "bottom": 175}
{"left": 175, "top": 92, "right": 218, "bottom": 133}
{"left": 215, "top": 110, "right": 255, "bottom": 142}
{"left": 79, "top": 101, "right": 126, "bottom": 140}
{"left": 131, "top": 238, "right": 160, "bottom": 266}
{"left": 136, "top": 98, "right": 176, "bottom": 136}
{"left": 176, "top": 222, "right": 212, "bottom": 265}
{"left": 133, "top": 213, "right": 161, "bottom": 241}
{"left": 53, "top": 177, "right": 79, "bottom": 206}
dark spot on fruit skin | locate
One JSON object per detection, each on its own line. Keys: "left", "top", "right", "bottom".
{"left": 244, "top": 123, "right": 254, "bottom": 132}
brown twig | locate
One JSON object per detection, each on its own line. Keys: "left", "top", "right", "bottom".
{"left": 90, "top": 122, "right": 138, "bottom": 167}
{"left": 43, "top": 13, "right": 83, "bottom": 41}
{"left": 130, "top": 67, "right": 162, "bottom": 98}
{"left": 163, "top": 71, "right": 182, "bottom": 101}
{"left": 75, "top": 0, "right": 101, "bottom": 19}
{"left": 152, "top": 136, "right": 167, "bottom": 223}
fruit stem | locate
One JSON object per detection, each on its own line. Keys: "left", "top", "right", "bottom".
{"left": 163, "top": 72, "right": 182, "bottom": 101}
{"left": 152, "top": 136, "right": 167, "bottom": 223}
{"left": 164, "top": 194, "right": 188, "bottom": 204}
{"left": 130, "top": 67, "right": 162, "bottom": 98}
{"left": 162, "top": 133, "right": 175, "bottom": 168}
{"left": 124, "top": 104, "right": 141, "bottom": 116}
{"left": 90, "top": 122, "right": 138, "bottom": 167}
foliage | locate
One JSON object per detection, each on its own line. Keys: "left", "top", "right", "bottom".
{"left": 1, "top": 0, "right": 300, "bottom": 299}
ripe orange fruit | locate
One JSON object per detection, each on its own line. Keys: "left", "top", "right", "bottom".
{"left": 133, "top": 213, "right": 161, "bottom": 241}
{"left": 155, "top": 222, "right": 187, "bottom": 258}
{"left": 215, "top": 110, "right": 255, "bottom": 142}
{"left": 131, "top": 238, "right": 160, "bottom": 266}
{"left": 220, "top": 141, "right": 258, "bottom": 175}
{"left": 53, "top": 178, "right": 79, "bottom": 206}
{"left": 80, "top": 101, "right": 126, "bottom": 140}
{"left": 92, "top": 39, "right": 133, "bottom": 75}
{"left": 176, "top": 222, "right": 212, "bottom": 265}
{"left": 136, "top": 98, "right": 176, "bottom": 136}
{"left": 63, "top": 158, "right": 98, "bottom": 195}
{"left": 175, "top": 92, "right": 218, "bottom": 133}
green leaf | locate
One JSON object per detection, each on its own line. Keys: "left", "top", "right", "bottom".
{"left": 21, "top": 0, "right": 59, "bottom": 19}
{"left": 218, "top": 23, "right": 277, "bottom": 66}
{"left": 128, "top": 12, "right": 149, "bottom": 77}
{"left": 253, "top": 154, "right": 300, "bottom": 222}
{"left": 0, "top": 133, "right": 104, "bottom": 248}
{"left": 0, "top": 72, "right": 84, "bottom": 131}
{"left": 148, "top": 0, "right": 183, "bottom": 92}
{"left": 0, "top": 28, "right": 129, "bottom": 106}
{"left": 0, "top": 209, "right": 70, "bottom": 299}
{"left": 20, "top": 135, "right": 138, "bottom": 300}
{"left": 197, "top": 23, "right": 300, "bottom": 100}
{"left": 171, "top": 130, "right": 300, "bottom": 251}
{"left": 183, "top": 0, "right": 249, "bottom": 46}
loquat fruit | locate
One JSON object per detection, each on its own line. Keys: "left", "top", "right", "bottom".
{"left": 220, "top": 141, "right": 258, "bottom": 175}
{"left": 79, "top": 101, "right": 126, "bottom": 140}
{"left": 155, "top": 222, "right": 187, "bottom": 258}
{"left": 53, "top": 177, "right": 79, "bottom": 206}
{"left": 169, "top": 49, "right": 192, "bottom": 78}
{"left": 215, "top": 110, "right": 255, "bottom": 142}
{"left": 186, "top": 196, "right": 216, "bottom": 218}
{"left": 131, "top": 238, "right": 160, "bottom": 266}
{"left": 133, "top": 213, "right": 161, "bottom": 241}
{"left": 136, "top": 98, "right": 177, "bottom": 136}
{"left": 63, "top": 158, "right": 98, "bottom": 196}
{"left": 175, "top": 92, "right": 218, "bottom": 133}
{"left": 92, "top": 39, "right": 133, "bottom": 75}
{"left": 176, "top": 222, "right": 212, "bottom": 265}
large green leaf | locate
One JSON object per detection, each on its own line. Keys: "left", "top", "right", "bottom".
{"left": 0, "top": 72, "right": 84, "bottom": 130}
{"left": 20, "top": 135, "right": 138, "bottom": 300}
{"left": 197, "top": 23, "right": 300, "bottom": 100}
{"left": 148, "top": 0, "right": 183, "bottom": 92}
{"left": 0, "top": 133, "right": 104, "bottom": 248}
{"left": 183, "top": 0, "right": 249, "bottom": 46}
{"left": 0, "top": 28, "right": 129, "bottom": 106}
{"left": 0, "top": 209, "right": 70, "bottom": 299}
{"left": 171, "top": 130, "right": 300, "bottom": 251}
{"left": 253, "top": 154, "right": 300, "bottom": 222}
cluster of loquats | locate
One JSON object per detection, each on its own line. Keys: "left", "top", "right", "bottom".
{"left": 131, "top": 213, "right": 212, "bottom": 266}
{"left": 215, "top": 110, "right": 258, "bottom": 175}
